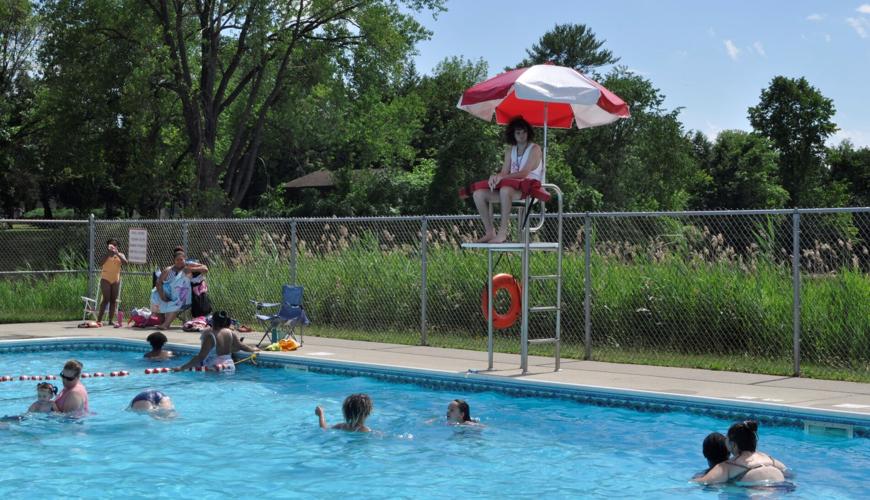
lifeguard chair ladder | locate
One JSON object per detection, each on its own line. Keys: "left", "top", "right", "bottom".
{"left": 461, "top": 184, "right": 564, "bottom": 374}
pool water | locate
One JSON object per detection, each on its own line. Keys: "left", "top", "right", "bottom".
{"left": 0, "top": 349, "right": 868, "bottom": 499}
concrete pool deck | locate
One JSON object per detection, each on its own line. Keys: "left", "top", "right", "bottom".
{"left": 2, "top": 321, "right": 869, "bottom": 420}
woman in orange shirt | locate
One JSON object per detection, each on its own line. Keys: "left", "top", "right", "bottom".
{"left": 97, "top": 238, "right": 128, "bottom": 326}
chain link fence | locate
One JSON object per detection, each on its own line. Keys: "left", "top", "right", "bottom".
{"left": 1, "top": 208, "right": 868, "bottom": 380}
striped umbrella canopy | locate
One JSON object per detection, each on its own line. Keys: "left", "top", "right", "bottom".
{"left": 456, "top": 64, "right": 630, "bottom": 129}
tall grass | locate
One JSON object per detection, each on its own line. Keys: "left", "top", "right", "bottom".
{"left": 1, "top": 229, "right": 868, "bottom": 382}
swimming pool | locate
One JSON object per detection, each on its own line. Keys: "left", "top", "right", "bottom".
{"left": 1, "top": 341, "right": 868, "bottom": 499}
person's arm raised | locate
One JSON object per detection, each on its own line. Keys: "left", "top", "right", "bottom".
{"left": 315, "top": 406, "right": 328, "bottom": 429}
{"left": 186, "top": 262, "right": 208, "bottom": 274}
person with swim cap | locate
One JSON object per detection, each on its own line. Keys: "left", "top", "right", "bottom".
{"left": 129, "top": 390, "right": 176, "bottom": 419}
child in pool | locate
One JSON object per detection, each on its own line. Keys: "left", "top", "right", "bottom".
{"left": 144, "top": 331, "right": 174, "bottom": 360}
{"left": 701, "top": 432, "right": 729, "bottom": 474}
{"left": 446, "top": 399, "right": 483, "bottom": 426}
{"left": 315, "top": 393, "right": 372, "bottom": 432}
{"left": 28, "top": 382, "right": 58, "bottom": 413}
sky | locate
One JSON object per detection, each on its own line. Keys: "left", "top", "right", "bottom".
{"left": 407, "top": 0, "right": 870, "bottom": 147}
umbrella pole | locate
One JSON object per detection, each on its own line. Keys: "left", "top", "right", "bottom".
{"left": 543, "top": 104, "right": 548, "bottom": 181}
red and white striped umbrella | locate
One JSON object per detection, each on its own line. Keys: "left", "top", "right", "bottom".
{"left": 456, "top": 64, "right": 630, "bottom": 129}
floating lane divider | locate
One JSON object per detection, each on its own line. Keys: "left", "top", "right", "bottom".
{"left": 0, "top": 372, "right": 128, "bottom": 382}
{"left": 144, "top": 364, "right": 234, "bottom": 374}
{"left": 0, "top": 365, "right": 236, "bottom": 382}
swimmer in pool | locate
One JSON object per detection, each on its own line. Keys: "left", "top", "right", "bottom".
{"left": 28, "top": 382, "right": 58, "bottom": 413}
{"left": 129, "top": 390, "right": 176, "bottom": 419}
{"left": 693, "top": 420, "right": 788, "bottom": 484}
{"left": 446, "top": 399, "right": 483, "bottom": 426}
{"left": 694, "top": 432, "right": 729, "bottom": 477}
{"left": 315, "top": 393, "right": 373, "bottom": 433}
{"left": 144, "top": 332, "right": 174, "bottom": 360}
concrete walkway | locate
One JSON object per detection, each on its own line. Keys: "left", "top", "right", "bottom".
{"left": 2, "top": 321, "right": 869, "bottom": 420}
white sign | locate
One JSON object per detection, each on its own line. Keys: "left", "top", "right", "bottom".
{"left": 128, "top": 228, "right": 148, "bottom": 264}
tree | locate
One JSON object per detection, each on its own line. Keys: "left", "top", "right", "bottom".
{"left": 748, "top": 76, "right": 838, "bottom": 207}
{"left": 702, "top": 130, "right": 787, "bottom": 209}
{"left": 142, "top": 0, "right": 444, "bottom": 214}
{"left": 35, "top": 0, "right": 190, "bottom": 218}
{"left": 518, "top": 23, "right": 618, "bottom": 73}
{"left": 413, "top": 56, "right": 501, "bottom": 214}
{"left": 564, "top": 68, "right": 705, "bottom": 211}
{"left": 828, "top": 141, "right": 870, "bottom": 207}
{"left": 0, "top": 0, "right": 40, "bottom": 217}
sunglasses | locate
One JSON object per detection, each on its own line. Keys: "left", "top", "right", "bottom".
{"left": 59, "top": 372, "right": 77, "bottom": 382}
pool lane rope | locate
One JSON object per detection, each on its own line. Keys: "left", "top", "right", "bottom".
{"left": 0, "top": 362, "right": 246, "bottom": 382}
{"left": 0, "top": 353, "right": 259, "bottom": 383}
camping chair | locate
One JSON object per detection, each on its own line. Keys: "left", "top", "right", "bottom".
{"left": 81, "top": 281, "right": 123, "bottom": 322}
{"left": 250, "top": 285, "right": 309, "bottom": 347}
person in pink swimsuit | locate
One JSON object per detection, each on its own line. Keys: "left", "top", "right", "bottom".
{"left": 53, "top": 359, "right": 89, "bottom": 417}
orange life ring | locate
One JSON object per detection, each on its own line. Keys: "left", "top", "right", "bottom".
{"left": 480, "top": 273, "right": 522, "bottom": 329}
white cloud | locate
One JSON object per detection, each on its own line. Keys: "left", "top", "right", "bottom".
{"left": 724, "top": 39, "right": 740, "bottom": 60}
{"left": 806, "top": 13, "right": 824, "bottom": 21}
{"left": 705, "top": 121, "right": 722, "bottom": 140}
{"left": 858, "top": 4, "right": 870, "bottom": 14}
{"left": 830, "top": 129, "right": 870, "bottom": 148}
{"left": 753, "top": 41, "right": 766, "bottom": 57}
{"left": 846, "top": 17, "right": 869, "bottom": 38}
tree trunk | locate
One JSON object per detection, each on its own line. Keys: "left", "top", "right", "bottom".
{"left": 39, "top": 183, "right": 53, "bottom": 219}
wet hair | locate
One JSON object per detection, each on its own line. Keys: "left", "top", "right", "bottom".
{"left": 703, "top": 432, "right": 729, "bottom": 469}
{"left": 342, "top": 393, "right": 373, "bottom": 427}
{"left": 727, "top": 420, "right": 759, "bottom": 453}
{"left": 453, "top": 399, "right": 472, "bottom": 422}
{"left": 212, "top": 310, "right": 231, "bottom": 329}
{"left": 37, "top": 382, "right": 58, "bottom": 396}
{"left": 106, "top": 238, "right": 119, "bottom": 246}
{"left": 146, "top": 331, "right": 168, "bottom": 350}
{"left": 63, "top": 359, "right": 83, "bottom": 377}
{"left": 504, "top": 117, "right": 534, "bottom": 145}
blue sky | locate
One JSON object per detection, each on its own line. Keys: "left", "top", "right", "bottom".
{"left": 408, "top": 1, "right": 870, "bottom": 147}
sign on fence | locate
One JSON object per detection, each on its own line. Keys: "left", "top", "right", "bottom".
{"left": 128, "top": 229, "right": 147, "bottom": 264}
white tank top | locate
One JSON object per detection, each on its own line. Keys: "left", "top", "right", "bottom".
{"left": 510, "top": 144, "right": 543, "bottom": 181}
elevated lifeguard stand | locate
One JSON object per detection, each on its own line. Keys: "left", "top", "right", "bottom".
{"left": 461, "top": 185, "right": 564, "bottom": 374}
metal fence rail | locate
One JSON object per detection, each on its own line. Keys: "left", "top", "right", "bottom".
{"left": 1, "top": 208, "right": 868, "bottom": 379}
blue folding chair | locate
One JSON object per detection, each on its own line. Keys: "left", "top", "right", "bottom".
{"left": 250, "top": 285, "right": 309, "bottom": 347}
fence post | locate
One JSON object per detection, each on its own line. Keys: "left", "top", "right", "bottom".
{"left": 792, "top": 209, "right": 801, "bottom": 377}
{"left": 420, "top": 217, "right": 428, "bottom": 346}
{"left": 584, "top": 213, "right": 592, "bottom": 360}
{"left": 182, "top": 220, "right": 189, "bottom": 255}
{"left": 87, "top": 214, "right": 95, "bottom": 299}
{"left": 290, "top": 220, "right": 297, "bottom": 285}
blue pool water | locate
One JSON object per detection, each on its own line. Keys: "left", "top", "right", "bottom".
{"left": 1, "top": 348, "right": 868, "bottom": 499}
